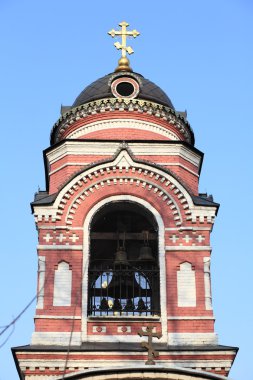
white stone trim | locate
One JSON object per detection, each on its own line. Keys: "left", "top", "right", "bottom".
{"left": 22, "top": 376, "right": 59, "bottom": 380}
{"left": 67, "top": 119, "right": 180, "bottom": 141}
{"left": 33, "top": 207, "right": 58, "bottom": 222}
{"left": 130, "top": 143, "right": 200, "bottom": 166}
{"left": 190, "top": 207, "right": 217, "bottom": 223}
{"left": 49, "top": 161, "right": 199, "bottom": 178}
{"left": 88, "top": 316, "right": 160, "bottom": 321}
{"left": 36, "top": 256, "right": 45, "bottom": 309}
{"left": 86, "top": 335, "right": 147, "bottom": 343}
{"left": 46, "top": 141, "right": 201, "bottom": 167}
{"left": 168, "top": 332, "right": 218, "bottom": 345}
{"left": 204, "top": 257, "right": 213, "bottom": 310}
{"left": 53, "top": 262, "right": 72, "bottom": 307}
{"left": 37, "top": 245, "right": 83, "bottom": 250}
{"left": 38, "top": 226, "right": 84, "bottom": 230}
{"left": 82, "top": 195, "right": 167, "bottom": 344}
{"left": 165, "top": 246, "right": 212, "bottom": 251}
{"left": 34, "top": 315, "right": 81, "bottom": 319}
{"left": 177, "top": 262, "right": 196, "bottom": 307}
{"left": 31, "top": 332, "right": 81, "bottom": 346}
{"left": 165, "top": 227, "right": 212, "bottom": 231}
{"left": 167, "top": 316, "right": 214, "bottom": 320}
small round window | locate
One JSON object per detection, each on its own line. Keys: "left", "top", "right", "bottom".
{"left": 111, "top": 77, "right": 139, "bottom": 99}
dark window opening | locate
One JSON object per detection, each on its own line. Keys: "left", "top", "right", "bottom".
{"left": 88, "top": 202, "right": 160, "bottom": 317}
{"left": 116, "top": 82, "right": 135, "bottom": 97}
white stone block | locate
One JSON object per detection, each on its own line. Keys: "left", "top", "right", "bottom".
{"left": 53, "top": 262, "right": 72, "bottom": 306}
{"left": 177, "top": 262, "right": 196, "bottom": 307}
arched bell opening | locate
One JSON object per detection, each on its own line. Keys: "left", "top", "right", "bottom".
{"left": 88, "top": 201, "right": 160, "bottom": 317}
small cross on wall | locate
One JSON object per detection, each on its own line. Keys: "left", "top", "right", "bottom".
{"left": 183, "top": 234, "right": 192, "bottom": 243}
{"left": 69, "top": 233, "right": 79, "bottom": 243}
{"left": 170, "top": 235, "right": 179, "bottom": 244}
{"left": 138, "top": 326, "right": 162, "bottom": 365}
{"left": 56, "top": 233, "right": 66, "bottom": 243}
{"left": 196, "top": 235, "right": 205, "bottom": 243}
{"left": 43, "top": 233, "right": 53, "bottom": 243}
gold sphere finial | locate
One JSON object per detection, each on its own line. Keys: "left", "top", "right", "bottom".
{"left": 115, "top": 57, "right": 132, "bottom": 72}
{"left": 108, "top": 21, "right": 140, "bottom": 72}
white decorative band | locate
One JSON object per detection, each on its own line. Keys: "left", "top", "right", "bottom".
{"left": 68, "top": 118, "right": 180, "bottom": 141}
{"left": 165, "top": 227, "right": 211, "bottom": 231}
{"left": 46, "top": 141, "right": 201, "bottom": 167}
{"left": 167, "top": 316, "right": 215, "bottom": 320}
{"left": 49, "top": 161, "right": 199, "bottom": 178}
{"left": 167, "top": 332, "right": 218, "bottom": 345}
{"left": 37, "top": 245, "right": 83, "bottom": 250}
{"left": 86, "top": 335, "right": 143, "bottom": 343}
{"left": 165, "top": 246, "right": 212, "bottom": 251}
{"left": 34, "top": 315, "right": 81, "bottom": 319}
{"left": 31, "top": 332, "right": 82, "bottom": 346}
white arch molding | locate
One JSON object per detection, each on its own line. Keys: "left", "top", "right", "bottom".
{"left": 82, "top": 195, "right": 167, "bottom": 343}
{"left": 65, "top": 176, "right": 182, "bottom": 226}
{"left": 67, "top": 118, "right": 180, "bottom": 141}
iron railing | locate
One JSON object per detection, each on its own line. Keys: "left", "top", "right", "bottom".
{"left": 88, "top": 262, "right": 160, "bottom": 316}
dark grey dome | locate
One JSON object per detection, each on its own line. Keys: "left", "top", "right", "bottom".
{"left": 72, "top": 72, "right": 174, "bottom": 109}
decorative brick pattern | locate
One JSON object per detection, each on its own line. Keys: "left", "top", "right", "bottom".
{"left": 46, "top": 141, "right": 201, "bottom": 194}
{"left": 168, "top": 233, "right": 207, "bottom": 246}
{"left": 117, "top": 326, "right": 131, "bottom": 333}
{"left": 40, "top": 231, "right": 80, "bottom": 246}
{"left": 92, "top": 326, "right": 106, "bottom": 333}
{"left": 51, "top": 99, "right": 193, "bottom": 144}
{"left": 64, "top": 175, "right": 183, "bottom": 226}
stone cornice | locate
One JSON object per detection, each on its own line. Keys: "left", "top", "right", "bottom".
{"left": 46, "top": 141, "right": 201, "bottom": 167}
{"left": 50, "top": 98, "right": 194, "bottom": 145}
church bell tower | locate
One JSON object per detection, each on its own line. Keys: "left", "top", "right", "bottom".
{"left": 12, "top": 22, "right": 238, "bottom": 380}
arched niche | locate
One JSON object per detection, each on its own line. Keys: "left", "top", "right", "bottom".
{"left": 88, "top": 201, "right": 160, "bottom": 317}
{"left": 82, "top": 195, "right": 167, "bottom": 343}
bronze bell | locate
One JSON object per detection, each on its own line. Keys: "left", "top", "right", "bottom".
{"left": 138, "top": 245, "right": 154, "bottom": 261}
{"left": 107, "top": 272, "right": 143, "bottom": 298}
{"left": 114, "top": 246, "right": 128, "bottom": 265}
{"left": 107, "top": 269, "right": 150, "bottom": 299}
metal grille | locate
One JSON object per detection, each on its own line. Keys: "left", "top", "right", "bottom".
{"left": 88, "top": 262, "right": 160, "bottom": 316}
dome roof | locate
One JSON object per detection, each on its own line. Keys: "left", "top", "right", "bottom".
{"left": 72, "top": 72, "right": 174, "bottom": 109}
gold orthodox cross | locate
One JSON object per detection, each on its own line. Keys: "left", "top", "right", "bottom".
{"left": 138, "top": 326, "right": 162, "bottom": 365}
{"left": 108, "top": 21, "right": 140, "bottom": 72}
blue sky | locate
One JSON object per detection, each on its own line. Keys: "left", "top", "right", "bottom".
{"left": 0, "top": 0, "right": 252, "bottom": 378}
